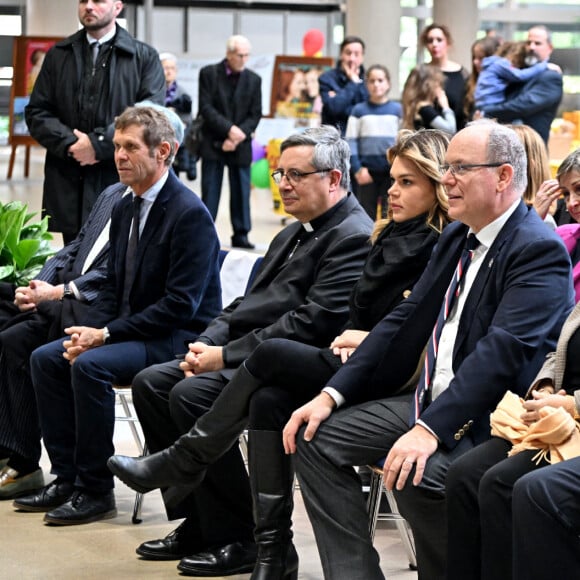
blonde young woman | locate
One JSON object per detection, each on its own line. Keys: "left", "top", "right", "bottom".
{"left": 402, "top": 64, "right": 456, "bottom": 135}
{"left": 109, "top": 129, "right": 451, "bottom": 580}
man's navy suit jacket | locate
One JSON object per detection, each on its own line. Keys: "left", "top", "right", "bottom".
{"left": 327, "top": 201, "right": 574, "bottom": 449}
{"left": 485, "top": 68, "right": 563, "bottom": 144}
{"left": 88, "top": 170, "right": 222, "bottom": 363}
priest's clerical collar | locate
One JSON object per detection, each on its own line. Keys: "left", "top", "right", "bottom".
{"left": 300, "top": 195, "right": 348, "bottom": 232}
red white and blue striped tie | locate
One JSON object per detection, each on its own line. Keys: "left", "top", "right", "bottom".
{"left": 411, "top": 234, "right": 479, "bottom": 423}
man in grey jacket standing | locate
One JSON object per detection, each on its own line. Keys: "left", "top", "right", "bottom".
{"left": 25, "top": 0, "right": 165, "bottom": 243}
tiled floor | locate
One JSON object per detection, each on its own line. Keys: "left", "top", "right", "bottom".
{"left": 0, "top": 145, "right": 417, "bottom": 579}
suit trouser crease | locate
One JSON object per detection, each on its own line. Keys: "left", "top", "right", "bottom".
{"left": 295, "top": 395, "right": 474, "bottom": 580}
{"left": 31, "top": 338, "right": 149, "bottom": 492}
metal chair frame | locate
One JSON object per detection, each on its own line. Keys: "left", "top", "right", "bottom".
{"left": 114, "top": 385, "right": 147, "bottom": 524}
{"left": 366, "top": 465, "right": 417, "bottom": 570}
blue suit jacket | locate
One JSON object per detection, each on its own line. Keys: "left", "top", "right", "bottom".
{"left": 327, "top": 202, "right": 574, "bottom": 449}
{"left": 485, "top": 68, "right": 563, "bottom": 144}
{"left": 87, "top": 171, "right": 222, "bottom": 362}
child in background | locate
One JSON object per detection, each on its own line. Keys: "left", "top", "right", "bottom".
{"left": 463, "top": 36, "right": 501, "bottom": 121}
{"left": 475, "top": 41, "right": 559, "bottom": 116}
{"left": 346, "top": 65, "right": 402, "bottom": 219}
{"left": 402, "top": 64, "right": 456, "bottom": 135}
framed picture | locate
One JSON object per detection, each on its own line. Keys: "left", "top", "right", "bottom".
{"left": 270, "top": 55, "right": 333, "bottom": 128}
{"left": 10, "top": 36, "right": 62, "bottom": 143}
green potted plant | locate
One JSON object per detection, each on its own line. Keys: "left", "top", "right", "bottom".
{"left": 0, "top": 201, "right": 54, "bottom": 286}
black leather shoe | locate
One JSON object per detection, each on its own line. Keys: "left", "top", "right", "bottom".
{"left": 231, "top": 235, "right": 255, "bottom": 250}
{"left": 177, "top": 541, "right": 257, "bottom": 576}
{"left": 13, "top": 479, "right": 74, "bottom": 512}
{"left": 107, "top": 452, "right": 204, "bottom": 494}
{"left": 136, "top": 518, "right": 200, "bottom": 561}
{"left": 43, "top": 490, "right": 116, "bottom": 525}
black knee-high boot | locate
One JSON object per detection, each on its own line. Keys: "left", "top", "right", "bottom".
{"left": 107, "top": 363, "right": 262, "bottom": 494}
{"left": 248, "top": 429, "right": 298, "bottom": 580}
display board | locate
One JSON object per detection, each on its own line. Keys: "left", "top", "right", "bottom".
{"left": 9, "top": 36, "right": 62, "bottom": 148}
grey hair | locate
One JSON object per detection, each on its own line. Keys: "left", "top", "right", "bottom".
{"left": 529, "top": 24, "right": 552, "bottom": 45}
{"left": 280, "top": 125, "right": 351, "bottom": 190}
{"left": 487, "top": 124, "right": 527, "bottom": 194}
{"left": 468, "top": 120, "right": 527, "bottom": 195}
{"left": 159, "top": 52, "right": 177, "bottom": 63}
{"left": 135, "top": 100, "right": 185, "bottom": 147}
{"left": 226, "top": 35, "right": 251, "bottom": 53}
{"left": 556, "top": 149, "right": 580, "bottom": 181}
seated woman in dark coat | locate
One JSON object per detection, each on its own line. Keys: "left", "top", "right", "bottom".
{"left": 108, "top": 129, "right": 451, "bottom": 579}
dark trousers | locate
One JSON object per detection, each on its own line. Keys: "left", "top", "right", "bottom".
{"left": 295, "top": 395, "right": 474, "bottom": 580}
{"left": 513, "top": 457, "right": 580, "bottom": 580}
{"left": 246, "top": 338, "right": 342, "bottom": 431}
{"left": 355, "top": 170, "right": 390, "bottom": 221}
{"left": 0, "top": 314, "right": 51, "bottom": 465}
{"left": 201, "top": 157, "right": 251, "bottom": 236}
{"left": 446, "top": 436, "right": 546, "bottom": 580}
{"left": 30, "top": 338, "right": 151, "bottom": 493}
{"left": 132, "top": 359, "right": 255, "bottom": 548}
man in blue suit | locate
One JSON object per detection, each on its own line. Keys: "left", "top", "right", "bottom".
{"left": 485, "top": 25, "right": 562, "bottom": 145}
{"left": 13, "top": 106, "right": 222, "bottom": 526}
{"left": 283, "top": 121, "right": 574, "bottom": 580}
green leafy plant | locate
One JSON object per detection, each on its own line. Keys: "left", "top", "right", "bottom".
{"left": 0, "top": 201, "right": 54, "bottom": 285}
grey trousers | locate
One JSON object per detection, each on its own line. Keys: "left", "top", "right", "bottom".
{"left": 295, "top": 393, "right": 474, "bottom": 580}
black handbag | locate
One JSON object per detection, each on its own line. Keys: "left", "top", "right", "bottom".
{"left": 184, "top": 114, "right": 204, "bottom": 158}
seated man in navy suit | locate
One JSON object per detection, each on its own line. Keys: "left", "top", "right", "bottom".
{"left": 0, "top": 104, "right": 185, "bottom": 501}
{"left": 12, "top": 105, "right": 222, "bottom": 526}
{"left": 282, "top": 120, "right": 574, "bottom": 580}
{"left": 108, "top": 125, "right": 374, "bottom": 576}
{"left": 484, "top": 25, "right": 562, "bottom": 144}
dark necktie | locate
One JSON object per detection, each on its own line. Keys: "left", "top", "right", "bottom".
{"left": 411, "top": 234, "right": 480, "bottom": 423}
{"left": 120, "top": 196, "right": 143, "bottom": 317}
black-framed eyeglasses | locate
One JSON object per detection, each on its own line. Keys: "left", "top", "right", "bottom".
{"left": 439, "top": 162, "right": 508, "bottom": 177}
{"left": 271, "top": 168, "right": 333, "bottom": 186}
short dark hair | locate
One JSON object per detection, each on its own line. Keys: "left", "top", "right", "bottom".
{"left": 340, "top": 35, "right": 365, "bottom": 53}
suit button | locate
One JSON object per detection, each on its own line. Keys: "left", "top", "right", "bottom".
{"left": 458, "top": 429, "right": 465, "bottom": 436}
{"left": 468, "top": 420, "right": 474, "bottom": 426}
{"left": 454, "top": 433, "right": 461, "bottom": 440}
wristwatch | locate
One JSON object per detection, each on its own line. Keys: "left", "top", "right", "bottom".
{"left": 62, "top": 283, "right": 73, "bottom": 299}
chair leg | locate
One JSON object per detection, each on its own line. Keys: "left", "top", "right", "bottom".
{"left": 366, "top": 468, "right": 383, "bottom": 541}
{"left": 366, "top": 466, "right": 417, "bottom": 570}
{"left": 385, "top": 489, "right": 417, "bottom": 570}
{"left": 132, "top": 443, "right": 148, "bottom": 524}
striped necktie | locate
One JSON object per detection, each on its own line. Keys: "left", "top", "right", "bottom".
{"left": 411, "top": 234, "right": 480, "bottom": 423}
